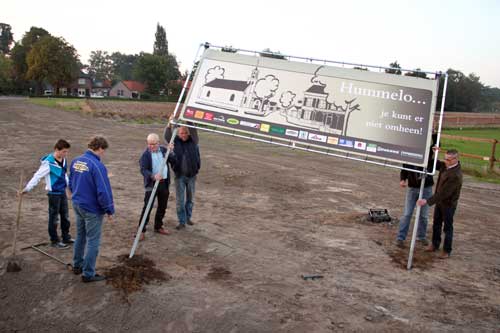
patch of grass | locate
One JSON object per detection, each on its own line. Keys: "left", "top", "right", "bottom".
{"left": 29, "top": 97, "right": 84, "bottom": 112}
{"left": 440, "top": 128, "right": 500, "bottom": 183}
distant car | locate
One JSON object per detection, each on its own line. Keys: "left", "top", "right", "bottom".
{"left": 43, "top": 90, "right": 53, "bottom": 96}
{"left": 90, "top": 94, "right": 104, "bottom": 98}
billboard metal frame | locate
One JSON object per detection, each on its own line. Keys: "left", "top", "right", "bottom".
{"left": 131, "top": 42, "right": 449, "bottom": 270}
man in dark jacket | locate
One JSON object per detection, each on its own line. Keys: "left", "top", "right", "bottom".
{"left": 137, "top": 133, "right": 174, "bottom": 240}
{"left": 70, "top": 136, "right": 114, "bottom": 282}
{"left": 164, "top": 124, "right": 200, "bottom": 230}
{"left": 417, "top": 149, "right": 463, "bottom": 259}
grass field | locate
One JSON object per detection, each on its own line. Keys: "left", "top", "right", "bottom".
{"left": 441, "top": 128, "right": 500, "bottom": 183}
{"left": 29, "top": 97, "right": 85, "bottom": 111}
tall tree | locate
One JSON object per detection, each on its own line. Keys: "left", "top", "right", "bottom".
{"left": 133, "top": 53, "right": 180, "bottom": 95}
{"left": 385, "top": 61, "right": 402, "bottom": 75}
{"left": 26, "top": 35, "right": 80, "bottom": 94}
{"left": 11, "top": 27, "right": 50, "bottom": 83}
{"left": 153, "top": 23, "right": 168, "bottom": 56}
{"left": 88, "top": 50, "right": 113, "bottom": 81}
{"left": 110, "top": 52, "right": 138, "bottom": 82}
{"left": 0, "top": 54, "right": 14, "bottom": 93}
{"left": 0, "top": 23, "right": 14, "bottom": 55}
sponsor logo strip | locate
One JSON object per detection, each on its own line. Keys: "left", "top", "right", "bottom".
{"left": 308, "top": 133, "right": 327, "bottom": 143}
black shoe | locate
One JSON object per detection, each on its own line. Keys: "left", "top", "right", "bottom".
{"left": 73, "top": 266, "right": 82, "bottom": 275}
{"left": 51, "top": 241, "right": 70, "bottom": 249}
{"left": 175, "top": 224, "right": 186, "bottom": 230}
{"left": 187, "top": 220, "right": 194, "bottom": 226}
{"left": 396, "top": 240, "right": 405, "bottom": 248}
{"left": 63, "top": 238, "right": 75, "bottom": 244}
{"left": 82, "top": 274, "right": 106, "bottom": 283}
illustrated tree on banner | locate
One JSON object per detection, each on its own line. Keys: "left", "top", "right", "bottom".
{"left": 279, "top": 91, "right": 296, "bottom": 116}
{"left": 311, "top": 66, "right": 361, "bottom": 136}
{"left": 205, "top": 66, "right": 224, "bottom": 83}
{"left": 253, "top": 75, "right": 279, "bottom": 114}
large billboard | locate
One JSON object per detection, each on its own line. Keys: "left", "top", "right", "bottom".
{"left": 180, "top": 49, "right": 439, "bottom": 166}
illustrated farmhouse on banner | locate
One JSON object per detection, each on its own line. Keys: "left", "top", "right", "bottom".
{"left": 197, "top": 65, "right": 360, "bottom": 135}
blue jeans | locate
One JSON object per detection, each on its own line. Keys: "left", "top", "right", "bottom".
{"left": 175, "top": 175, "right": 196, "bottom": 225}
{"left": 397, "top": 186, "right": 433, "bottom": 241}
{"left": 48, "top": 193, "right": 71, "bottom": 243}
{"left": 72, "top": 204, "right": 103, "bottom": 278}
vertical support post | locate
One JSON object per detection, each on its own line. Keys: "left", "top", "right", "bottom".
{"left": 129, "top": 43, "right": 205, "bottom": 258}
{"left": 407, "top": 172, "right": 427, "bottom": 270}
{"left": 433, "top": 74, "right": 448, "bottom": 175}
{"left": 490, "top": 139, "right": 497, "bottom": 172}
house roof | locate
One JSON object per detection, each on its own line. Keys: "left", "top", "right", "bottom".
{"left": 305, "top": 85, "right": 327, "bottom": 95}
{"left": 123, "top": 81, "right": 146, "bottom": 93}
{"left": 93, "top": 79, "right": 112, "bottom": 88}
{"left": 204, "top": 79, "right": 250, "bottom": 91}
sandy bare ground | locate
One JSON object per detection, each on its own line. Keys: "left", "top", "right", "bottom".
{"left": 0, "top": 98, "right": 499, "bottom": 332}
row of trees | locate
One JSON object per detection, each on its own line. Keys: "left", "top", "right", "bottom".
{"left": 1, "top": 22, "right": 499, "bottom": 110}
{"left": 0, "top": 23, "right": 181, "bottom": 96}
{"left": 384, "top": 61, "right": 500, "bottom": 112}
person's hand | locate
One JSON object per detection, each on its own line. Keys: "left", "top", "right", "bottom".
{"left": 154, "top": 173, "right": 162, "bottom": 181}
{"left": 167, "top": 143, "right": 174, "bottom": 151}
{"left": 17, "top": 190, "right": 26, "bottom": 198}
{"left": 417, "top": 199, "right": 427, "bottom": 206}
{"left": 432, "top": 146, "right": 440, "bottom": 152}
{"left": 400, "top": 180, "right": 407, "bottom": 188}
{"left": 107, "top": 215, "right": 114, "bottom": 223}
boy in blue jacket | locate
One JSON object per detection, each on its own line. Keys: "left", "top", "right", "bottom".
{"left": 69, "top": 136, "right": 114, "bottom": 283}
{"left": 22, "top": 139, "right": 73, "bottom": 249}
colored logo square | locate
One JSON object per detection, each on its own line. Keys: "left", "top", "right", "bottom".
{"left": 260, "top": 124, "right": 270, "bottom": 132}
{"left": 194, "top": 111, "right": 205, "bottom": 119}
{"left": 270, "top": 126, "right": 286, "bottom": 135}
{"left": 327, "top": 137, "right": 339, "bottom": 145}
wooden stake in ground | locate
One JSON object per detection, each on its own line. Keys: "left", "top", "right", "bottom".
{"left": 7, "top": 171, "right": 24, "bottom": 272}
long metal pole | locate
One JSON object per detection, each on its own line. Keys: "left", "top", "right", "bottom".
{"left": 129, "top": 44, "right": 205, "bottom": 258}
{"left": 432, "top": 73, "right": 449, "bottom": 174}
{"left": 406, "top": 172, "right": 427, "bottom": 270}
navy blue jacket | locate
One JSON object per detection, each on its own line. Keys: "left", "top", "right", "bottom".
{"left": 69, "top": 150, "right": 114, "bottom": 215}
{"left": 139, "top": 146, "right": 173, "bottom": 189}
{"left": 171, "top": 136, "right": 201, "bottom": 178}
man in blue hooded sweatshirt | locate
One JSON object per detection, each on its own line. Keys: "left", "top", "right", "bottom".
{"left": 22, "top": 139, "right": 73, "bottom": 249}
{"left": 69, "top": 136, "right": 114, "bottom": 283}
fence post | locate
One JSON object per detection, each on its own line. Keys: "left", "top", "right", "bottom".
{"left": 490, "top": 139, "right": 498, "bottom": 172}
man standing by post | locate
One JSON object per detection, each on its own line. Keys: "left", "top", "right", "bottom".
{"left": 70, "top": 136, "right": 114, "bottom": 282}
{"left": 137, "top": 133, "right": 174, "bottom": 240}
{"left": 417, "top": 149, "right": 463, "bottom": 259}
{"left": 164, "top": 121, "right": 200, "bottom": 231}
{"left": 22, "top": 139, "right": 73, "bottom": 249}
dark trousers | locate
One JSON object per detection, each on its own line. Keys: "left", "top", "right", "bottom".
{"left": 138, "top": 181, "right": 169, "bottom": 232}
{"left": 431, "top": 204, "right": 456, "bottom": 253}
{"left": 48, "top": 193, "right": 71, "bottom": 243}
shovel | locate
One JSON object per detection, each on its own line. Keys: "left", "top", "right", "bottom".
{"left": 7, "top": 172, "right": 24, "bottom": 272}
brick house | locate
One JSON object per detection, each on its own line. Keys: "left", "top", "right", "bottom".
{"left": 109, "top": 81, "right": 146, "bottom": 99}
{"left": 60, "top": 72, "right": 92, "bottom": 97}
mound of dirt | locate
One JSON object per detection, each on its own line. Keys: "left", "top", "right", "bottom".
{"left": 386, "top": 248, "right": 435, "bottom": 270}
{"left": 105, "top": 254, "right": 171, "bottom": 296}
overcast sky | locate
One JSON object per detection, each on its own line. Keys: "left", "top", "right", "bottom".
{"left": 3, "top": 0, "right": 499, "bottom": 87}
